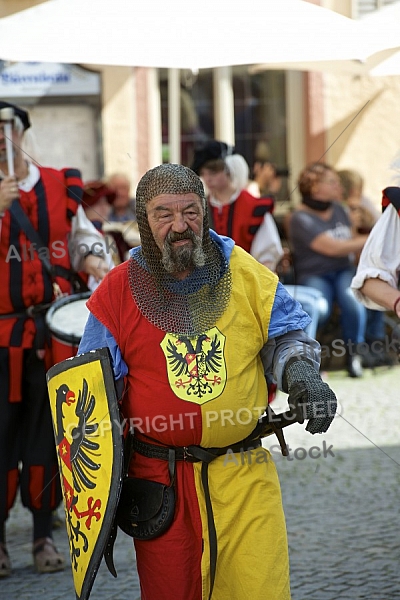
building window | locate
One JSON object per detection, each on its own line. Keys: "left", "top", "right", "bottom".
{"left": 159, "top": 67, "right": 288, "bottom": 201}
{"left": 232, "top": 67, "right": 287, "bottom": 177}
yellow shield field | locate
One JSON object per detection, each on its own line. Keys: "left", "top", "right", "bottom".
{"left": 47, "top": 348, "right": 123, "bottom": 600}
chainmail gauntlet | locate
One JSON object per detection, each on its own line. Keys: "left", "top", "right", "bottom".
{"left": 284, "top": 359, "right": 337, "bottom": 434}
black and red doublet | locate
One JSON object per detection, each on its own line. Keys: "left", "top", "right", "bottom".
{"left": 0, "top": 166, "right": 82, "bottom": 522}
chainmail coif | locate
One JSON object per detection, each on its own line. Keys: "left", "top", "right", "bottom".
{"left": 131, "top": 164, "right": 232, "bottom": 335}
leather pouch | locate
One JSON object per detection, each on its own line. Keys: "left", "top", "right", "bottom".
{"left": 117, "top": 477, "right": 175, "bottom": 540}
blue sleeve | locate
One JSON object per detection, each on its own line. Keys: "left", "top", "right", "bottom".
{"left": 268, "top": 282, "right": 312, "bottom": 339}
{"left": 78, "top": 313, "right": 128, "bottom": 380}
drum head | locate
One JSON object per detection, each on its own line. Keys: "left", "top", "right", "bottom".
{"left": 46, "top": 292, "right": 91, "bottom": 345}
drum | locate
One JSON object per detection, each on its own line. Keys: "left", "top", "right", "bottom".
{"left": 46, "top": 292, "right": 91, "bottom": 364}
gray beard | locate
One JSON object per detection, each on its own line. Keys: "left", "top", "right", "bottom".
{"left": 161, "top": 230, "right": 205, "bottom": 274}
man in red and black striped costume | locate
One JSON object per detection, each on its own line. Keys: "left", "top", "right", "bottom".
{"left": 0, "top": 101, "right": 110, "bottom": 577}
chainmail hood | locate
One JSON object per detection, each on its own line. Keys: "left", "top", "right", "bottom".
{"left": 131, "top": 163, "right": 232, "bottom": 335}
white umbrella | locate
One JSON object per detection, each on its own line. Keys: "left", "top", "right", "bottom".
{"left": 360, "top": 1, "right": 400, "bottom": 76}
{"left": 252, "top": 1, "right": 400, "bottom": 75}
{"left": 0, "top": 0, "right": 371, "bottom": 71}
{"left": 370, "top": 51, "right": 400, "bottom": 76}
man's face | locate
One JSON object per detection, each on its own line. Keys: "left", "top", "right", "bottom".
{"left": 258, "top": 162, "right": 275, "bottom": 187}
{"left": 199, "top": 167, "right": 230, "bottom": 195}
{"left": 146, "top": 193, "right": 205, "bottom": 275}
{"left": 84, "top": 196, "right": 111, "bottom": 224}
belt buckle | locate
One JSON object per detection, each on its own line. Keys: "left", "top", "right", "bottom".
{"left": 183, "top": 447, "right": 195, "bottom": 462}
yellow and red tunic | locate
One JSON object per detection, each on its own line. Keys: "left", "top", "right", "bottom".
{"left": 87, "top": 246, "right": 290, "bottom": 600}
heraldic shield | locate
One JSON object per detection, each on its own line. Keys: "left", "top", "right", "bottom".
{"left": 46, "top": 347, "right": 123, "bottom": 600}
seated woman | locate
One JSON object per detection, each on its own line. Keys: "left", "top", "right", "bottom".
{"left": 288, "top": 162, "right": 368, "bottom": 377}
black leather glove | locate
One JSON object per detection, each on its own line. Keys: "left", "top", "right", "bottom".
{"left": 284, "top": 359, "right": 337, "bottom": 434}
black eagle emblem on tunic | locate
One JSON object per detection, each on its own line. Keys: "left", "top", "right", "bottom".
{"left": 166, "top": 333, "right": 223, "bottom": 398}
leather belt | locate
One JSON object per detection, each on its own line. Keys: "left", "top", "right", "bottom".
{"left": 132, "top": 436, "right": 261, "bottom": 463}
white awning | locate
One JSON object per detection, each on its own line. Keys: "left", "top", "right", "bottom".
{"left": 0, "top": 0, "right": 380, "bottom": 72}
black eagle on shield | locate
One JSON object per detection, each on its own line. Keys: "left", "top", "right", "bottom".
{"left": 54, "top": 378, "right": 102, "bottom": 570}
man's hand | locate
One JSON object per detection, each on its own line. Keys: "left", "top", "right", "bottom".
{"left": 82, "top": 254, "right": 109, "bottom": 282}
{"left": 0, "top": 176, "right": 19, "bottom": 214}
{"left": 284, "top": 359, "right": 337, "bottom": 434}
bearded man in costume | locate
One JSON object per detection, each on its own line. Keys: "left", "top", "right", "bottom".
{"left": 79, "top": 163, "right": 337, "bottom": 600}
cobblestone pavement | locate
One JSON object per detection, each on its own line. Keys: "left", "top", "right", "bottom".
{"left": 1, "top": 365, "right": 400, "bottom": 599}
{"left": 266, "top": 365, "right": 400, "bottom": 600}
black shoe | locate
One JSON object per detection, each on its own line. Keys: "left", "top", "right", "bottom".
{"left": 361, "top": 349, "right": 375, "bottom": 369}
{"left": 363, "top": 340, "right": 396, "bottom": 368}
{"left": 347, "top": 354, "right": 363, "bottom": 378}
